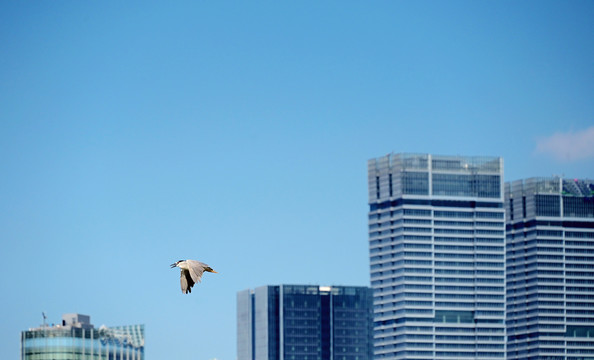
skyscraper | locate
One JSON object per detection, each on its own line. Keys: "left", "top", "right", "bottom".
{"left": 21, "top": 313, "right": 145, "bottom": 360}
{"left": 368, "top": 153, "right": 506, "bottom": 360}
{"left": 237, "top": 285, "right": 373, "bottom": 360}
{"left": 505, "top": 177, "right": 594, "bottom": 360}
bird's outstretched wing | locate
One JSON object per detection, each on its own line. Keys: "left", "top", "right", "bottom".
{"left": 186, "top": 260, "right": 207, "bottom": 284}
{"left": 180, "top": 269, "right": 195, "bottom": 294}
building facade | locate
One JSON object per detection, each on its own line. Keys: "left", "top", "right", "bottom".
{"left": 237, "top": 285, "right": 373, "bottom": 360}
{"left": 506, "top": 177, "right": 594, "bottom": 360}
{"left": 368, "top": 153, "right": 506, "bottom": 360}
{"left": 21, "top": 313, "right": 144, "bottom": 360}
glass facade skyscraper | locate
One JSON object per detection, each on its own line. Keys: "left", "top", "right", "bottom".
{"left": 21, "top": 313, "right": 145, "bottom": 360}
{"left": 368, "top": 153, "right": 506, "bottom": 360}
{"left": 505, "top": 177, "right": 594, "bottom": 360}
{"left": 237, "top": 285, "right": 373, "bottom": 360}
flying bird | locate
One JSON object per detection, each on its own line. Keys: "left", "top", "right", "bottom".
{"left": 170, "top": 259, "right": 218, "bottom": 294}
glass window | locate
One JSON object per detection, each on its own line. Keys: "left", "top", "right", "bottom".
{"left": 434, "top": 310, "right": 474, "bottom": 323}
{"left": 402, "top": 171, "right": 429, "bottom": 195}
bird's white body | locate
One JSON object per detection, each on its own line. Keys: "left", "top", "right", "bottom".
{"left": 176, "top": 261, "right": 191, "bottom": 271}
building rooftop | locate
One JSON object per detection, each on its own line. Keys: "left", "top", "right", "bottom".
{"left": 508, "top": 177, "right": 594, "bottom": 197}
{"left": 24, "top": 313, "right": 145, "bottom": 348}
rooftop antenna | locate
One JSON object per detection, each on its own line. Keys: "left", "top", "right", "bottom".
{"left": 42, "top": 312, "right": 47, "bottom": 328}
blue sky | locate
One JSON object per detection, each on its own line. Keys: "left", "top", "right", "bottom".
{"left": 1, "top": 1, "right": 593, "bottom": 359}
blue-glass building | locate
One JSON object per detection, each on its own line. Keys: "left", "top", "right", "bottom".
{"left": 21, "top": 313, "right": 144, "bottom": 360}
{"left": 368, "top": 153, "right": 506, "bottom": 360}
{"left": 237, "top": 285, "right": 373, "bottom": 360}
{"left": 506, "top": 177, "right": 594, "bottom": 360}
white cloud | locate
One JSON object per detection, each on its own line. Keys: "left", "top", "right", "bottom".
{"left": 535, "top": 126, "right": 594, "bottom": 162}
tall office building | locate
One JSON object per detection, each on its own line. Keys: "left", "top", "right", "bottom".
{"left": 21, "top": 313, "right": 144, "bottom": 360}
{"left": 368, "top": 153, "right": 506, "bottom": 360}
{"left": 237, "top": 285, "right": 373, "bottom": 360}
{"left": 506, "top": 177, "right": 594, "bottom": 360}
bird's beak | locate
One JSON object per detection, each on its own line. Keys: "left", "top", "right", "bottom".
{"left": 170, "top": 263, "right": 177, "bottom": 268}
